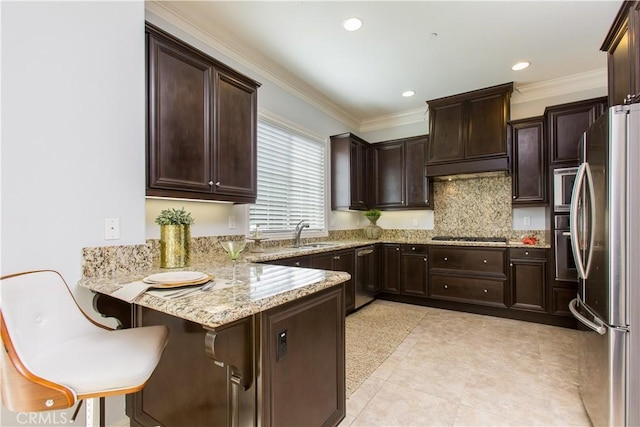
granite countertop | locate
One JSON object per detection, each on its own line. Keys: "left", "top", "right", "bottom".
{"left": 78, "top": 263, "right": 350, "bottom": 329}
{"left": 245, "top": 238, "right": 551, "bottom": 263}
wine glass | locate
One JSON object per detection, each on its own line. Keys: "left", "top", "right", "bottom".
{"left": 220, "top": 240, "right": 247, "bottom": 284}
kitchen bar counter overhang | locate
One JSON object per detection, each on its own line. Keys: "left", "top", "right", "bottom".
{"left": 79, "top": 263, "right": 350, "bottom": 329}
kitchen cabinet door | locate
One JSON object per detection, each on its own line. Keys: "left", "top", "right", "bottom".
{"left": 427, "top": 101, "right": 465, "bottom": 164}
{"left": 405, "top": 136, "right": 433, "bottom": 208}
{"left": 601, "top": 1, "right": 640, "bottom": 106}
{"left": 381, "top": 244, "right": 401, "bottom": 294}
{"left": 509, "top": 117, "right": 547, "bottom": 205}
{"left": 509, "top": 249, "right": 547, "bottom": 312}
{"left": 212, "top": 70, "right": 258, "bottom": 200}
{"left": 401, "top": 245, "right": 428, "bottom": 297}
{"left": 312, "top": 249, "right": 356, "bottom": 313}
{"left": 330, "top": 133, "right": 370, "bottom": 210}
{"left": 545, "top": 97, "right": 608, "bottom": 166}
{"left": 146, "top": 24, "right": 260, "bottom": 203}
{"left": 147, "top": 31, "right": 214, "bottom": 194}
{"left": 465, "top": 92, "right": 509, "bottom": 159}
{"left": 373, "top": 141, "right": 405, "bottom": 208}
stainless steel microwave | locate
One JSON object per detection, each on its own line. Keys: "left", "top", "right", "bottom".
{"left": 553, "top": 167, "right": 578, "bottom": 212}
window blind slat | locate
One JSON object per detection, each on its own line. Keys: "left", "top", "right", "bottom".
{"left": 250, "top": 121, "right": 326, "bottom": 233}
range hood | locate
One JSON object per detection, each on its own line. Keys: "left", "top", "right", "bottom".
{"left": 431, "top": 170, "right": 509, "bottom": 182}
{"left": 426, "top": 157, "right": 510, "bottom": 178}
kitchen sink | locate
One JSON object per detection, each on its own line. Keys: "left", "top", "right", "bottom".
{"left": 293, "top": 243, "right": 335, "bottom": 249}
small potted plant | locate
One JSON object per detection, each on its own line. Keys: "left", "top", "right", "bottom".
{"left": 156, "top": 207, "right": 194, "bottom": 268}
{"left": 363, "top": 209, "right": 382, "bottom": 240}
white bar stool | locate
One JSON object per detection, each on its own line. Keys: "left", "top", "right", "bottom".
{"left": 0, "top": 270, "right": 169, "bottom": 426}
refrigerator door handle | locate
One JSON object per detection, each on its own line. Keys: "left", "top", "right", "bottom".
{"left": 570, "top": 163, "right": 588, "bottom": 279}
{"left": 583, "top": 163, "right": 596, "bottom": 278}
{"left": 569, "top": 298, "right": 606, "bottom": 335}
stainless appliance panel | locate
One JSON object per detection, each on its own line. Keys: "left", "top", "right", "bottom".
{"left": 554, "top": 167, "right": 578, "bottom": 211}
{"left": 355, "top": 246, "right": 375, "bottom": 309}
{"left": 569, "top": 104, "right": 640, "bottom": 427}
{"left": 575, "top": 303, "right": 627, "bottom": 427}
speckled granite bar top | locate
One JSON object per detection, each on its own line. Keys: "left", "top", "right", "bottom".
{"left": 78, "top": 263, "right": 350, "bottom": 329}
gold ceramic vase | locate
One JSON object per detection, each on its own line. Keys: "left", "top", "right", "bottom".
{"left": 160, "top": 224, "right": 191, "bottom": 268}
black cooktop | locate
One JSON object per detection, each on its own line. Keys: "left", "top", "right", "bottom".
{"left": 432, "top": 236, "right": 508, "bottom": 243}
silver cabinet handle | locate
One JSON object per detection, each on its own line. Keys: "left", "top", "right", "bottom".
{"left": 423, "top": 258, "right": 427, "bottom": 262}
{"left": 525, "top": 251, "right": 529, "bottom": 256}
{"left": 412, "top": 247, "right": 416, "bottom": 251}
{"left": 444, "top": 257, "right": 448, "bottom": 261}
{"left": 209, "top": 181, "right": 214, "bottom": 186}
{"left": 483, "top": 260, "right": 487, "bottom": 264}
{"left": 396, "top": 247, "right": 400, "bottom": 251}
{"left": 444, "top": 284, "right": 448, "bottom": 289}
{"left": 294, "top": 262, "right": 300, "bottom": 266}
{"left": 510, "top": 262, "right": 513, "bottom": 267}
{"left": 216, "top": 181, "right": 221, "bottom": 187}
{"left": 484, "top": 289, "right": 488, "bottom": 293}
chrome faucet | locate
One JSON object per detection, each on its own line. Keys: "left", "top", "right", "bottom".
{"left": 293, "top": 220, "right": 310, "bottom": 247}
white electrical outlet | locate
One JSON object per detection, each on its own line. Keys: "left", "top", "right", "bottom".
{"left": 228, "top": 216, "right": 236, "bottom": 229}
{"left": 105, "top": 218, "right": 120, "bottom": 240}
{"left": 523, "top": 216, "right": 531, "bottom": 226}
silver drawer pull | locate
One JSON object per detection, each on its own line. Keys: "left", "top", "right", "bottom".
{"left": 412, "top": 247, "right": 416, "bottom": 251}
{"left": 444, "top": 257, "right": 448, "bottom": 261}
{"left": 444, "top": 284, "right": 448, "bottom": 289}
{"left": 423, "top": 258, "right": 427, "bottom": 262}
{"left": 484, "top": 289, "right": 488, "bottom": 293}
{"left": 525, "top": 251, "right": 529, "bottom": 255}
{"left": 294, "top": 262, "right": 300, "bottom": 266}
{"left": 483, "top": 260, "right": 487, "bottom": 264}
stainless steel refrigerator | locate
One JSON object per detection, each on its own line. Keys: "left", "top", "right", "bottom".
{"left": 568, "top": 103, "right": 640, "bottom": 427}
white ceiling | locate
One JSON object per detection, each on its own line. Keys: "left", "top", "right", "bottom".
{"left": 150, "top": 1, "right": 621, "bottom": 127}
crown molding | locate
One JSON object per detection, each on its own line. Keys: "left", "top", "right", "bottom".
{"left": 145, "top": 1, "right": 361, "bottom": 130}
{"left": 145, "top": 2, "right": 608, "bottom": 133}
{"left": 511, "top": 68, "right": 607, "bottom": 104}
{"left": 360, "top": 107, "right": 428, "bottom": 133}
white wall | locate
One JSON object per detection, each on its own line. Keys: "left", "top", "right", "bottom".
{"left": 1, "top": 1, "right": 145, "bottom": 425}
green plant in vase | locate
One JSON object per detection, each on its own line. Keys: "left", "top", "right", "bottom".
{"left": 155, "top": 207, "right": 194, "bottom": 268}
{"left": 363, "top": 209, "right": 382, "bottom": 240}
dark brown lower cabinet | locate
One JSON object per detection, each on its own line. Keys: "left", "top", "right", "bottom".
{"left": 312, "top": 249, "right": 356, "bottom": 313}
{"left": 551, "top": 287, "right": 577, "bottom": 317}
{"left": 96, "top": 285, "right": 345, "bottom": 427}
{"left": 381, "top": 244, "right": 401, "bottom": 294}
{"left": 509, "top": 248, "right": 547, "bottom": 312}
{"left": 400, "top": 245, "right": 428, "bottom": 297}
{"left": 260, "top": 285, "right": 345, "bottom": 426}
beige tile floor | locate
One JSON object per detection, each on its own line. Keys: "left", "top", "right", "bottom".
{"left": 341, "top": 304, "right": 591, "bottom": 427}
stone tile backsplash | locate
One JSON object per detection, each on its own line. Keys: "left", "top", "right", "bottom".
{"left": 433, "top": 175, "right": 512, "bottom": 237}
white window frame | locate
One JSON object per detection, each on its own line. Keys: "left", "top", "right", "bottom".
{"left": 248, "top": 110, "right": 329, "bottom": 240}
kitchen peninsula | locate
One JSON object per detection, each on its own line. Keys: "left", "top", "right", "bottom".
{"left": 79, "top": 262, "right": 349, "bottom": 427}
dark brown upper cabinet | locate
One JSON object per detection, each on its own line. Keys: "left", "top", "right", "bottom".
{"left": 146, "top": 23, "right": 260, "bottom": 203}
{"left": 426, "top": 82, "right": 513, "bottom": 177}
{"left": 330, "top": 133, "right": 370, "bottom": 210}
{"left": 544, "top": 97, "right": 607, "bottom": 166}
{"left": 372, "top": 141, "right": 404, "bottom": 208}
{"left": 601, "top": 1, "right": 640, "bottom": 106}
{"left": 508, "top": 117, "right": 547, "bottom": 205}
{"left": 372, "top": 135, "right": 433, "bottom": 210}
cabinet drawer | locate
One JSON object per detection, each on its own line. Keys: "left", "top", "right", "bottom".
{"left": 429, "top": 247, "right": 505, "bottom": 274}
{"left": 509, "top": 248, "right": 546, "bottom": 259}
{"left": 401, "top": 244, "right": 428, "bottom": 255}
{"left": 429, "top": 274, "right": 506, "bottom": 307}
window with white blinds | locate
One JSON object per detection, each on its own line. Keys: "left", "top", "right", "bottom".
{"left": 249, "top": 119, "right": 327, "bottom": 235}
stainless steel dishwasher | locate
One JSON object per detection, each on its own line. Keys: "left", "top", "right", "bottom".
{"left": 355, "top": 246, "right": 376, "bottom": 309}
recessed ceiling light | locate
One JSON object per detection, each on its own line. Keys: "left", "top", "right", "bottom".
{"left": 402, "top": 90, "right": 415, "bottom": 98}
{"left": 512, "top": 61, "right": 530, "bottom": 71}
{"left": 343, "top": 17, "right": 363, "bottom": 32}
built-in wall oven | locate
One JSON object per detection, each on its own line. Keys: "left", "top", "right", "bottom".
{"left": 554, "top": 167, "right": 578, "bottom": 212}
{"left": 554, "top": 214, "right": 578, "bottom": 281}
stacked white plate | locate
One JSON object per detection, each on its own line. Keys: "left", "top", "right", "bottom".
{"left": 142, "top": 271, "right": 211, "bottom": 288}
